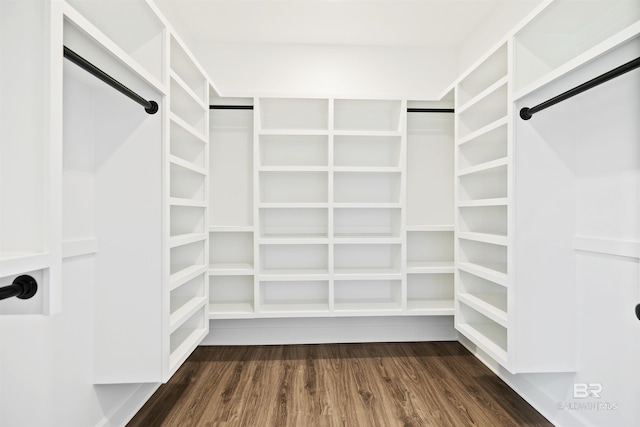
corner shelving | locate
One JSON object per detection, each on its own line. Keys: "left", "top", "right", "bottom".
{"left": 454, "top": 40, "right": 511, "bottom": 370}
{"left": 165, "top": 31, "right": 209, "bottom": 379}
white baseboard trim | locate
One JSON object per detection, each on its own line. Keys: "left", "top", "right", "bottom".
{"left": 95, "top": 382, "right": 160, "bottom": 427}
{"left": 458, "top": 336, "right": 593, "bottom": 427}
{"left": 202, "top": 316, "right": 457, "bottom": 346}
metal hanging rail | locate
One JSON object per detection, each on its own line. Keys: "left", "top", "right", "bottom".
{"left": 64, "top": 46, "right": 159, "bottom": 115}
{"left": 210, "top": 105, "right": 254, "bottom": 110}
{"left": 407, "top": 108, "right": 454, "bottom": 113}
{"left": 520, "top": 56, "right": 640, "bottom": 120}
{"left": 0, "top": 275, "right": 37, "bottom": 301}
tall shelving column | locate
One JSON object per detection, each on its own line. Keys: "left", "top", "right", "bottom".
{"left": 166, "top": 33, "right": 209, "bottom": 378}
{"left": 454, "top": 42, "right": 510, "bottom": 367}
{"left": 208, "top": 97, "right": 255, "bottom": 318}
{"left": 332, "top": 99, "right": 405, "bottom": 314}
{"left": 256, "top": 98, "right": 331, "bottom": 316}
{"left": 406, "top": 99, "right": 455, "bottom": 315}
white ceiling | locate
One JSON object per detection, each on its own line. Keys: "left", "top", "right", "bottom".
{"left": 153, "top": 0, "right": 535, "bottom": 48}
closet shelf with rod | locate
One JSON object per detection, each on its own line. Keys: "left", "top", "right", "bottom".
{"left": 63, "top": 46, "right": 158, "bottom": 114}
{"left": 520, "top": 56, "right": 640, "bottom": 120}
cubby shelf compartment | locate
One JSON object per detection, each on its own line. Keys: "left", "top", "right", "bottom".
{"left": 170, "top": 71, "right": 206, "bottom": 110}
{"left": 407, "top": 230, "right": 454, "bottom": 265}
{"left": 457, "top": 263, "right": 508, "bottom": 287}
{"left": 457, "top": 43, "right": 508, "bottom": 106}
{"left": 334, "top": 243, "right": 401, "bottom": 275}
{"left": 259, "top": 244, "right": 329, "bottom": 276}
{"left": 407, "top": 273, "right": 454, "bottom": 314}
{"left": 458, "top": 75, "right": 509, "bottom": 114}
{"left": 457, "top": 122, "right": 507, "bottom": 170}
{"left": 334, "top": 279, "right": 402, "bottom": 312}
{"left": 457, "top": 158, "right": 508, "bottom": 177}
{"left": 457, "top": 84, "right": 508, "bottom": 139}
{"left": 169, "top": 308, "right": 208, "bottom": 371}
{"left": 210, "top": 231, "right": 253, "bottom": 271}
{"left": 170, "top": 119, "right": 206, "bottom": 169}
{"left": 170, "top": 113, "right": 207, "bottom": 144}
{"left": 169, "top": 155, "right": 206, "bottom": 175}
{"left": 259, "top": 134, "right": 328, "bottom": 167}
{"left": 260, "top": 207, "right": 328, "bottom": 238}
{"left": 458, "top": 232, "right": 508, "bottom": 246}
{"left": 170, "top": 35, "right": 207, "bottom": 102}
{"left": 513, "top": 0, "right": 640, "bottom": 94}
{"left": 334, "top": 207, "right": 401, "bottom": 238}
{"left": 333, "top": 134, "right": 401, "bottom": 168}
{"left": 170, "top": 77, "right": 206, "bottom": 135}
{"left": 260, "top": 171, "right": 328, "bottom": 204}
{"left": 457, "top": 117, "right": 508, "bottom": 147}
{"left": 259, "top": 280, "right": 330, "bottom": 314}
{"left": 169, "top": 295, "right": 208, "bottom": 334}
{"left": 334, "top": 99, "right": 402, "bottom": 132}
{"left": 334, "top": 172, "right": 401, "bottom": 204}
{"left": 170, "top": 162, "right": 206, "bottom": 201}
{"left": 457, "top": 302, "right": 508, "bottom": 365}
{"left": 259, "top": 98, "right": 329, "bottom": 131}
{"left": 210, "top": 275, "right": 255, "bottom": 317}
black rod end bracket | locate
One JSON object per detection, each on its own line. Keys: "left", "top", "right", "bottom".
{"left": 13, "top": 275, "right": 38, "bottom": 300}
{"left": 519, "top": 107, "right": 533, "bottom": 121}
{"left": 635, "top": 303, "right": 640, "bottom": 321}
{"left": 145, "top": 101, "right": 159, "bottom": 115}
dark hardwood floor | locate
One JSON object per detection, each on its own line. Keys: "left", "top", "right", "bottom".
{"left": 128, "top": 342, "right": 552, "bottom": 427}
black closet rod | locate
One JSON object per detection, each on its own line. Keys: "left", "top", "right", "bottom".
{"left": 209, "top": 105, "right": 254, "bottom": 110}
{"left": 520, "top": 56, "right": 640, "bottom": 120}
{"left": 0, "top": 275, "right": 37, "bottom": 301}
{"left": 63, "top": 46, "right": 158, "bottom": 115}
{"left": 209, "top": 106, "right": 454, "bottom": 113}
{"left": 407, "top": 108, "right": 454, "bottom": 113}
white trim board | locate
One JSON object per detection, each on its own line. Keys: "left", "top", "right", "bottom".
{"left": 201, "top": 316, "right": 457, "bottom": 346}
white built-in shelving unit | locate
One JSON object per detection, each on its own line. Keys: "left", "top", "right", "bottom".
{"left": 207, "top": 97, "right": 455, "bottom": 318}
{"left": 454, "top": 42, "right": 512, "bottom": 368}
{"left": 165, "top": 32, "right": 210, "bottom": 379}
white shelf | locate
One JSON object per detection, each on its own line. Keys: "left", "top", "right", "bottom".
{"left": 169, "top": 296, "right": 208, "bottom": 334}
{"left": 457, "top": 117, "right": 508, "bottom": 146}
{"left": 169, "top": 233, "right": 207, "bottom": 248}
{"left": 457, "top": 293, "right": 508, "bottom": 327}
{"left": 209, "top": 263, "right": 254, "bottom": 275}
{"left": 407, "top": 299, "right": 455, "bottom": 314}
{"left": 333, "top": 202, "right": 402, "bottom": 209}
{"left": 169, "top": 264, "right": 208, "bottom": 291}
{"left": 333, "top": 268, "right": 402, "bottom": 277}
{"left": 259, "top": 302, "right": 330, "bottom": 314}
{"left": 169, "top": 326, "right": 208, "bottom": 373}
{"left": 457, "top": 158, "right": 508, "bottom": 177}
{"left": 333, "top": 130, "right": 403, "bottom": 137}
{"left": 406, "top": 225, "right": 454, "bottom": 232}
{"left": 0, "top": 252, "right": 50, "bottom": 278}
{"left": 457, "top": 198, "right": 508, "bottom": 208}
{"left": 169, "top": 197, "right": 207, "bottom": 208}
{"left": 333, "top": 166, "right": 402, "bottom": 173}
{"left": 169, "top": 155, "right": 206, "bottom": 176}
{"left": 334, "top": 301, "right": 402, "bottom": 312}
{"left": 259, "top": 269, "right": 330, "bottom": 281}
{"left": 457, "top": 262, "right": 508, "bottom": 287}
{"left": 456, "top": 322, "right": 508, "bottom": 366}
{"left": 407, "top": 262, "right": 455, "bottom": 274}
{"left": 457, "top": 75, "right": 509, "bottom": 114}
{"left": 333, "top": 237, "right": 402, "bottom": 244}
{"left": 209, "top": 302, "right": 255, "bottom": 318}
{"left": 258, "top": 129, "right": 329, "bottom": 136}
{"left": 259, "top": 237, "right": 329, "bottom": 245}
{"left": 259, "top": 202, "right": 330, "bottom": 209}
{"left": 259, "top": 166, "right": 329, "bottom": 172}
{"left": 170, "top": 113, "right": 207, "bottom": 143}
{"left": 458, "top": 232, "right": 508, "bottom": 246}
{"left": 169, "top": 70, "right": 207, "bottom": 110}
{"left": 209, "top": 225, "right": 254, "bottom": 232}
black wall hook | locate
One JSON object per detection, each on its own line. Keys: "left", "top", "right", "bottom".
{"left": 0, "top": 275, "right": 38, "bottom": 301}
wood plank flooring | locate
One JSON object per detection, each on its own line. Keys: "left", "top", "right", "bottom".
{"left": 128, "top": 342, "right": 552, "bottom": 427}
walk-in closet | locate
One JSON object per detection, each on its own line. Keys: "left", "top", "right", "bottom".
{"left": 1, "top": 0, "right": 639, "bottom": 426}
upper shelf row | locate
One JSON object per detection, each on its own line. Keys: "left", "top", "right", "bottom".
{"left": 258, "top": 99, "right": 404, "bottom": 132}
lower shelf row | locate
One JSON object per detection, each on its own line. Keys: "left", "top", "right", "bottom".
{"left": 209, "top": 274, "right": 453, "bottom": 317}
